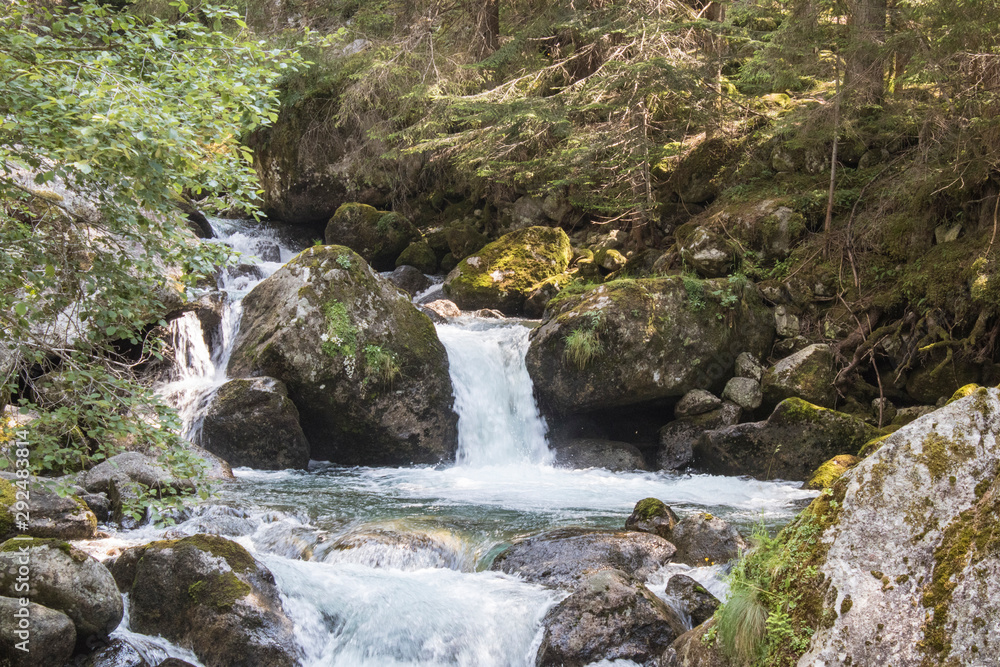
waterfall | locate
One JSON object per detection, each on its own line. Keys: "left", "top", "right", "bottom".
{"left": 436, "top": 320, "right": 552, "bottom": 467}
{"left": 157, "top": 218, "right": 303, "bottom": 440}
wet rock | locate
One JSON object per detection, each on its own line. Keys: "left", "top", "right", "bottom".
{"left": 386, "top": 264, "right": 433, "bottom": 296}
{"left": 694, "top": 398, "right": 879, "bottom": 481}
{"left": 0, "top": 595, "right": 76, "bottom": 667}
{"left": 670, "top": 513, "right": 747, "bottom": 566}
{"left": 0, "top": 538, "right": 123, "bottom": 645}
{"left": 677, "top": 225, "right": 734, "bottom": 278}
{"left": 625, "top": 498, "right": 679, "bottom": 539}
{"left": 665, "top": 574, "right": 720, "bottom": 627}
{"left": 118, "top": 534, "right": 299, "bottom": 667}
{"left": 805, "top": 454, "right": 861, "bottom": 490}
{"left": 674, "top": 389, "right": 722, "bottom": 418}
{"left": 784, "top": 388, "right": 1000, "bottom": 666}
{"left": 200, "top": 377, "right": 310, "bottom": 470}
{"left": 77, "top": 638, "right": 150, "bottom": 667}
{"left": 189, "top": 447, "right": 235, "bottom": 481}
{"left": 227, "top": 245, "right": 457, "bottom": 466}
{"left": 551, "top": 438, "right": 648, "bottom": 471}
{"left": 761, "top": 343, "right": 837, "bottom": 408}
{"left": 443, "top": 226, "right": 572, "bottom": 316}
{"left": 721, "top": 376, "right": 762, "bottom": 410}
{"left": 0, "top": 478, "right": 96, "bottom": 541}
{"left": 394, "top": 242, "right": 437, "bottom": 275}
{"left": 657, "top": 402, "right": 742, "bottom": 471}
{"left": 526, "top": 276, "right": 773, "bottom": 415}
{"left": 324, "top": 203, "right": 420, "bottom": 271}
{"left": 491, "top": 528, "right": 676, "bottom": 589}
{"left": 535, "top": 569, "right": 687, "bottom": 667}
{"left": 315, "top": 528, "right": 468, "bottom": 571}
{"left": 419, "top": 299, "right": 461, "bottom": 322}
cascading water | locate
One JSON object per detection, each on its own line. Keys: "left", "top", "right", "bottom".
{"left": 436, "top": 320, "right": 552, "bottom": 467}
{"left": 80, "top": 218, "right": 819, "bottom": 667}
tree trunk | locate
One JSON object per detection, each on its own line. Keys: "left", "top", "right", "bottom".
{"left": 845, "top": 0, "right": 887, "bottom": 105}
{"left": 473, "top": 0, "right": 500, "bottom": 59}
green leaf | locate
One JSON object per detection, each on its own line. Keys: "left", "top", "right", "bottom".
{"left": 14, "top": 302, "right": 27, "bottom": 317}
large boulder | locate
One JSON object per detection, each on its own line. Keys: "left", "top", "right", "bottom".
{"left": 551, "top": 438, "right": 649, "bottom": 471}
{"left": 0, "top": 596, "right": 76, "bottom": 667}
{"left": 490, "top": 528, "right": 676, "bottom": 588}
{"left": 443, "top": 226, "right": 572, "bottom": 315}
{"left": 79, "top": 452, "right": 197, "bottom": 528}
{"left": 0, "top": 538, "right": 123, "bottom": 645}
{"left": 693, "top": 398, "right": 879, "bottom": 481}
{"left": 324, "top": 203, "right": 421, "bottom": 271}
{"left": 665, "top": 574, "right": 721, "bottom": 627}
{"left": 535, "top": 568, "right": 687, "bottom": 667}
{"left": 227, "top": 245, "right": 457, "bottom": 465}
{"left": 761, "top": 343, "right": 837, "bottom": 408}
{"left": 752, "top": 387, "right": 1000, "bottom": 667}
{"left": 677, "top": 225, "right": 734, "bottom": 278}
{"left": 116, "top": 535, "right": 298, "bottom": 667}
{"left": 0, "top": 478, "right": 96, "bottom": 541}
{"left": 624, "top": 498, "right": 679, "bottom": 539}
{"left": 199, "top": 377, "right": 310, "bottom": 470}
{"left": 526, "top": 276, "right": 773, "bottom": 415}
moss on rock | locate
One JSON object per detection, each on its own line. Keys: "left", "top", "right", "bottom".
{"left": 324, "top": 203, "right": 421, "bottom": 271}
{"left": 395, "top": 241, "right": 438, "bottom": 274}
{"left": 805, "top": 455, "right": 861, "bottom": 490}
{"left": 188, "top": 572, "right": 252, "bottom": 610}
{"left": 443, "top": 226, "right": 573, "bottom": 315}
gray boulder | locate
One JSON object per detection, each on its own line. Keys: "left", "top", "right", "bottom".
{"left": 761, "top": 343, "right": 837, "bottom": 408}
{"left": 677, "top": 225, "right": 734, "bottom": 278}
{"left": 535, "top": 569, "right": 687, "bottom": 667}
{"left": 551, "top": 438, "right": 648, "bottom": 471}
{"left": 116, "top": 534, "right": 299, "bottom": 667}
{"left": 694, "top": 398, "right": 878, "bottom": 481}
{"left": 527, "top": 276, "right": 773, "bottom": 415}
{"left": 81, "top": 452, "right": 194, "bottom": 496}
{"left": 0, "top": 595, "right": 75, "bottom": 667}
{"left": 490, "top": 528, "right": 676, "bottom": 589}
{"left": 227, "top": 245, "right": 457, "bottom": 465}
{"left": 386, "top": 264, "right": 432, "bottom": 296}
{"left": 0, "top": 538, "right": 123, "bottom": 644}
{"left": 734, "top": 352, "right": 764, "bottom": 382}
{"left": 200, "top": 377, "right": 310, "bottom": 470}
{"left": 670, "top": 513, "right": 747, "bottom": 566}
{"left": 722, "top": 376, "right": 763, "bottom": 410}
{"left": 789, "top": 387, "right": 1000, "bottom": 666}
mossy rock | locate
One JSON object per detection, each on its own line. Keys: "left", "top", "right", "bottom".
{"left": 395, "top": 241, "right": 438, "bottom": 274}
{"left": 526, "top": 275, "right": 774, "bottom": 415}
{"left": 762, "top": 343, "right": 837, "bottom": 409}
{"left": 805, "top": 454, "right": 862, "bottom": 490}
{"left": 668, "top": 135, "right": 743, "bottom": 204}
{"left": 594, "top": 247, "right": 627, "bottom": 272}
{"left": 694, "top": 398, "right": 879, "bottom": 481}
{"left": 123, "top": 534, "right": 298, "bottom": 667}
{"left": 0, "top": 479, "right": 97, "bottom": 542}
{"left": 748, "top": 387, "right": 1000, "bottom": 666}
{"left": 324, "top": 203, "right": 421, "bottom": 271}
{"left": 227, "top": 245, "right": 457, "bottom": 466}
{"left": 443, "top": 226, "right": 573, "bottom": 316}
{"left": 905, "top": 354, "right": 981, "bottom": 405}
{"left": 444, "top": 222, "right": 490, "bottom": 260}
{"left": 946, "top": 383, "right": 982, "bottom": 405}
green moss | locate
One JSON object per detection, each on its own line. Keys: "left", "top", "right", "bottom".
{"left": 839, "top": 595, "right": 852, "bottom": 615}
{"left": 188, "top": 571, "right": 251, "bottom": 610}
{"left": 858, "top": 433, "right": 890, "bottom": 458}
{"left": 321, "top": 300, "right": 358, "bottom": 358}
{"left": 147, "top": 534, "right": 257, "bottom": 574}
{"left": 947, "top": 384, "right": 982, "bottom": 405}
{"left": 0, "top": 537, "right": 86, "bottom": 561}
{"left": 0, "top": 479, "right": 14, "bottom": 537}
{"left": 716, "top": 481, "right": 846, "bottom": 666}
{"left": 805, "top": 455, "right": 861, "bottom": 491}
{"left": 917, "top": 432, "right": 976, "bottom": 482}
{"left": 633, "top": 497, "right": 669, "bottom": 522}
